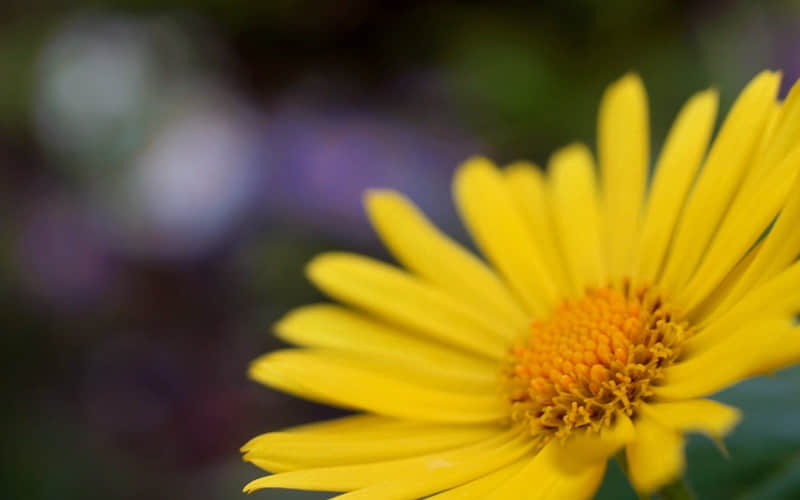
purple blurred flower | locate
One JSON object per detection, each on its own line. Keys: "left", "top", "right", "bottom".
{"left": 258, "top": 89, "right": 483, "bottom": 241}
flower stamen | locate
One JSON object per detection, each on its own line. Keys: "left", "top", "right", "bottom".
{"left": 503, "top": 280, "right": 689, "bottom": 440}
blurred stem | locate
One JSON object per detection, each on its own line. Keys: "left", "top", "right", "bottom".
{"left": 614, "top": 451, "right": 696, "bottom": 500}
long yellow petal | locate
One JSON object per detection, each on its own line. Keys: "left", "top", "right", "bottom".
{"left": 740, "top": 77, "right": 800, "bottom": 195}
{"left": 655, "top": 318, "right": 799, "bottom": 400}
{"left": 548, "top": 144, "right": 606, "bottom": 293}
{"left": 702, "top": 167, "right": 800, "bottom": 323}
{"left": 249, "top": 349, "right": 506, "bottom": 423}
{"left": 753, "top": 102, "right": 783, "bottom": 161}
{"left": 330, "top": 433, "right": 534, "bottom": 500}
{"left": 756, "top": 327, "right": 800, "bottom": 375}
{"left": 679, "top": 148, "right": 800, "bottom": 313}
{"left": 306, "top": 252, "right": 508, "bottom": 359}
{"left": 427, "top": 459, "right": 527, "bottom": 499}
{"left": 275, "top": 304, "right": 498, "bottom": 392}
{"left": 668, "top": 316, "right": 791, "bottom": 381}
{"left": 688, "top": 239, "right": 763, "bottom": 324}
{"left": 243, "top": 414, "right": 421, "bottom": 442}
{"left": 453, "top": 157, "right": 561, "bottom": 316}
{"left": 658, "top": 71, "right": 781, "bottom": 291}
{"left": 733, "top": 99, "right": 782, "bottom": 202}
{"left": 365, "top": 190, "right": 528, "bottom": 332}
{"left": 640, "top": 400, "right": 741, "bottom": 439}
{"left": 549, "top": 413, "right": 635, "bottom": 474}
{"left": 626, "top": 416, "right": 685, "bottom": 494}
{"left": 762, "top": 81, "right": 800, "bottom": 164}
{"left": 487, "top": 441, "right": 606, "bottom": 500}
{"left": 598, "top": 73, "right": 649, "bottom": 279}
{"left": 242, "top": 429, "right": 523, "bottom": 494}
{"left": 244, "top": 423, "right": 501, "bottom": 473}
{"left": 686, "top": 85, "right": 800, "bottom": 316}
{"left": 684, "top": 260, "right": 800, "bottom": 353}
{"left": 279, "top": 347, "right": 489, "bottom": 395}
{"left": 633, "top": 89, "right": 718, "bottom": 282}
{"left": 528, "top": 462, "right": 606, "bottom": 500}
{"left": 504, "top": 163, "right": 571, "bottom": 293}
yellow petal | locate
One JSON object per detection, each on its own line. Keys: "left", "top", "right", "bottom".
{"left": 244, "top": 423, "right": 501, "bottom": 473}
{"left": 753, "top": 101, "right": 783, "bottom": 160}
{"left": 453, "top": 157, "right": 561, "bottom": 316}
{"left": 306, "top": 252, "right": 508, "bottom": 359}
{"left": 640, "top": 400, "right": 741, "bottom": 439}
{"left": 275, "top": 304, "right": 497, "bottom": 392}
{"left": 702, "top": 166, "right": 800, "bottom": 324}
{"left": 549, "top": 413, "right": 635, "bottom": 474}
{"left": 426, "top": 459, "right": 527, "bottom": 499}
{"left": 598, "top": 73, "right": 649, "bottom": 279}
{"left": 626, "top": 415, "right": 685, "bottom": 494}
{"left": 762, "top": 81, "right": 800, "bottom": 164}
{"left": 689, "top": 86, "right": 800, "bottom": 316}
{"left": 756, "top": 327, "right": 800, "bottom": 375}
{"left": 365, "top": 190, "right": 527, "bottom": 332}
{"left": 548, "top": 144, "right": 606, "bottom": 293}
{"left": 504, "top": 162, "right": 571, "bottom": 293}
{"left": 741, "top": 77, "right": 800, "bottom": 194}
{"left": 487, "top": 441, "right": 606, "bottom": 500}
{"left": 243, "top": 414, "right": 416, "bottom": 442}
{"left": 655, "top": 318, "right": 798, "bottom": 400}
{"left": 684, "top": 260, "right": 800, "bottom": 353}
{"left": 528, "top": 462, "right": 606, "bottom": 500}
{"left": 242, "top": 429, "right": 525, "bottom": 494}
{"left": 658, "top": 71, "right": 781, "bottom": 291}
{"left": 249, "top": 349, "right": 506, "bottom": 423}
{"left": 633, "top": 89, "right": 718, "bottom": 282}
{"left": 688, "top": 239, "right": 763, "bottom": 324}
{"left": 679, "top": 147, "right": 800, "bottom": 313}
{"left": 329, "top": 433, "right": 533, "bottom": 499}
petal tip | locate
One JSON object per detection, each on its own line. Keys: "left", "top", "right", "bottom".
{"left": 750, "top": 69, "right": 783, "bottom": 93}
{"left": 715, "top": 406, "right": 743, "bottom": 438}
{"left": 694, "top": 87, "right": 720, "bottom": 106}
{"left": 619, "top": 71, "right": 643, "bottom": 85}
{"left": 547, "top": 142, "right": 593, "bottom": 172}
{"left": 453, "top": 155, "right": 500, "bottom": 199}
{"left": 363, "top": 188, "right": 401, "bottom": 209}
{"left": 504, "top": 160, "right": 542, "bottom": 181}
{"left": 304, "top": 252, "right": 349, "bottom": 284}
{"left": 454, "top": 156, "right": 496, "bottom": 180}
{"left": 242, "top": 480, "right": 259, "bottom": 494}
{"left": 605, "top": 72, "right": 646, "bottom": 99}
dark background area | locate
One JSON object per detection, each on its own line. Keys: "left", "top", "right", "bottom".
{"left": 1, "top": 1, "right": 800, "bottom": 498}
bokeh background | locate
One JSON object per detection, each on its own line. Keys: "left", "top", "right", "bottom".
{"left": 2, "top": 1, "right": 800, "bottom": 499}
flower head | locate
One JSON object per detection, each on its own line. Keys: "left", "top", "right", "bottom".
{"left": 242, "top": 71, "right": 800, "bottom": 499}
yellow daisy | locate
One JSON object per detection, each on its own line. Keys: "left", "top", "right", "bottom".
{"left": 241, "top": 71, "right": 800, "bottom": 499}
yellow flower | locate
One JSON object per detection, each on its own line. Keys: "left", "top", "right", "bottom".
{"left": 241, "top": 71, "right": 800, "bottom": 499}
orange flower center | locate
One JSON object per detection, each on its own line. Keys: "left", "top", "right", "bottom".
{"left": 503, "top": 282, "right": 689, "bottom": 440}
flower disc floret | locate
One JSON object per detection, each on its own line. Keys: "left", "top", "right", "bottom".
{"left": 504, "top": 281, "right": 689, "bottom": 440}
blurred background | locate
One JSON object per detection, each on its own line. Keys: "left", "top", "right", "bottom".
{"left": 2, "top": 1, "right": 800, "bottom": 498}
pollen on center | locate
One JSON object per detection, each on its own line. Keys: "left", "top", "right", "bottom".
{"left": 503, "top": 281, "right": 689, "bottom": 440}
